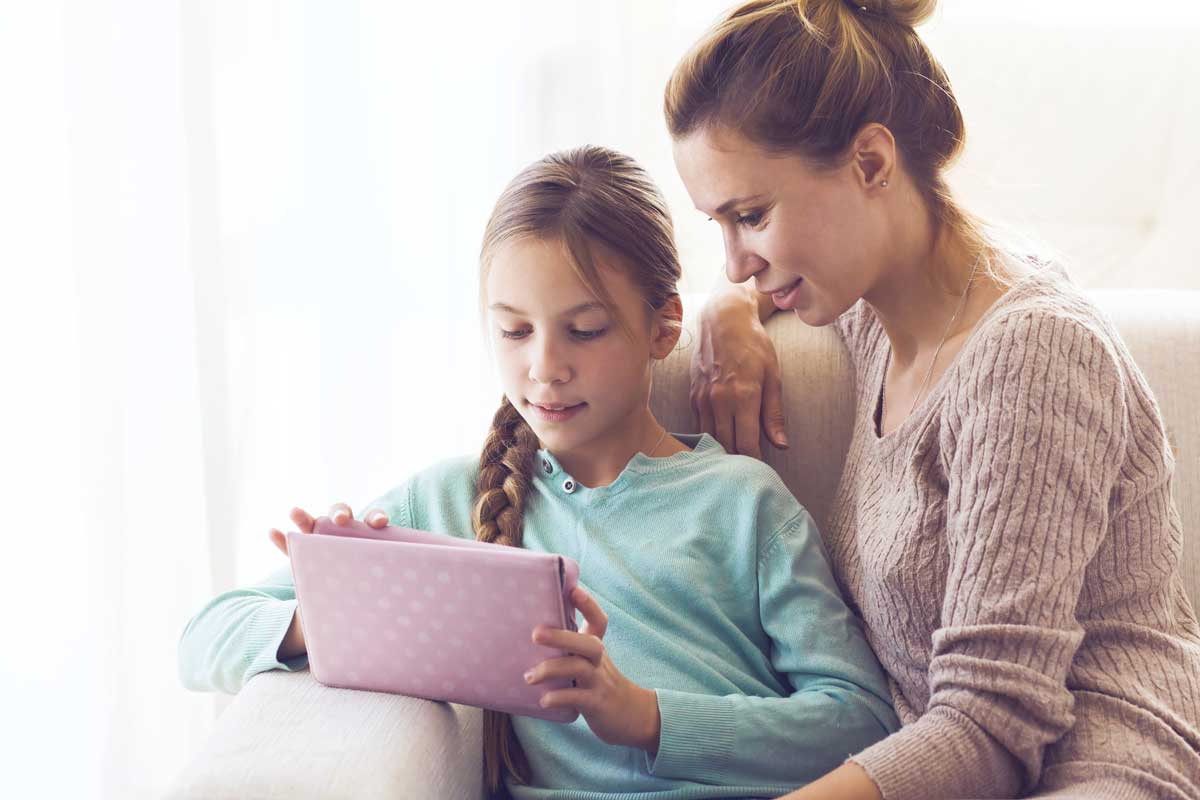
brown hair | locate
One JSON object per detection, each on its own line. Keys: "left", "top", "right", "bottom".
{"left": 665, "top": 0, "right": 1004, "bottom": 273}
{"left": 472, "top": 145, "right": 681, "bottom": 796}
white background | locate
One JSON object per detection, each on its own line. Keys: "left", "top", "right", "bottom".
{"left": 1, "top": 1, "right": 1197, "bottom": 797}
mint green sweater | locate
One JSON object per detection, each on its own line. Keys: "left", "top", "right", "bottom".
{"left": 179, "top": 434, "right": 898, "bottom": 798}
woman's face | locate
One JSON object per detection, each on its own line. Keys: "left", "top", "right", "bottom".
{"left": 673, "top": 126, "right": 883, "bottom": 327}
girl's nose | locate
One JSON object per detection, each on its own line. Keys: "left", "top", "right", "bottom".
{"left": 528, "top": 339, "right": 571, "bottom": 385}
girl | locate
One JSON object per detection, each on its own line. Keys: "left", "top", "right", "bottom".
{"left": 178, "top": 145, "right": 899, "bottom": 799}
{"left": 666, "top": 1, "right": 1200, "bottom": 799}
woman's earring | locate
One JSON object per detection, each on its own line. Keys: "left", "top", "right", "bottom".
{"left": 880, "top": 179, "right": 889, "bottom": 188}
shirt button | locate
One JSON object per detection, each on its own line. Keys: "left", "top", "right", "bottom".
{"left": 542, "top": 459, "right": 553, "bottom": 474}
{"left": 562, "top": 479, "right": 576, "bottom": 494}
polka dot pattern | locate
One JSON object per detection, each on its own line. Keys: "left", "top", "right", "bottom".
{"left": 287, "top": 522, "right": 580, "bottom": 722}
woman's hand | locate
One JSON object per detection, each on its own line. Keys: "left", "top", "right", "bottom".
{"left": 267, "top": 502, "right": 390, "bottom": 556}
{"left": 773, "top": 761, "right": 882, "bottom": 800}
{"left": 526, "top": 586, "right": 661, "bottom": 754}
{"left": 692, "top": 285, "right": 788, "bottom": 459}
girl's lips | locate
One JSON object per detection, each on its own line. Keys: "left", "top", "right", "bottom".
{"left": 771, "top": 278, "right": 805, "bottom": 310}
{"left": 529, "top": 402, "right": 587, "bottom": 423}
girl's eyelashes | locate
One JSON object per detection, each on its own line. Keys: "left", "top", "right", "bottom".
{"left": 499, "top": 327, "right": 531, "bottom": 340}
{"left": 497, "top": 327, "right": 608, "bottom": 341}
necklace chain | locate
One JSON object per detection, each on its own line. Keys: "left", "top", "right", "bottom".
{"left": 645, "top": 426, "right": 669, "bottom": 457}
{"left": 887, "top": 249, "right": 987, "bottom": 424}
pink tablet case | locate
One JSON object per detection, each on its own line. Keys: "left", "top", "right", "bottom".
{"left": 286, "top": 517, "right": 581, "bottom": 722}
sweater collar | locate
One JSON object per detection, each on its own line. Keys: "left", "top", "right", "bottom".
{"left": 533, "top": 433, "right": 723, "bottom": 498}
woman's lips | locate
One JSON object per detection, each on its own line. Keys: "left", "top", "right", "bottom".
{"left": 529, "top": 402, "right": 587, "bottom": 423}
{"left": 771, "top": 278, "right": 805, "bottom": 310}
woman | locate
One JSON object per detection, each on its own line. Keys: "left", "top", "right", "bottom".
{"left": 665, "top": 1, "right": 1200, "bottom": 799}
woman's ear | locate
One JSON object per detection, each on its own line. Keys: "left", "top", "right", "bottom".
{"left": 649, "top": 295, "right": 684, "bottom": 360}
{"left": 851, "top": 122, "right": 897, "bottom": 191}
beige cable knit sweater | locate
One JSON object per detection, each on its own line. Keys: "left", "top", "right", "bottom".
{"left": 825, "top": 264, "right": 1200, "bottom": 799}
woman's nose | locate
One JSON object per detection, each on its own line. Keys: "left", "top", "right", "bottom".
{"left": 724, "top": 236, "right": 767, "bottom": 284}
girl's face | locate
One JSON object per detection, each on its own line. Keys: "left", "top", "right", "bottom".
{"left": 485, "top": 237, "right": 672, "bottom": 459}
{"left": 672, "top": 126, "right": 885, "bottom": 327}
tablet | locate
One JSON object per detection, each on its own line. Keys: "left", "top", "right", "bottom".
{"left": 287, "top": 516, "right": 581, "bottom": 722}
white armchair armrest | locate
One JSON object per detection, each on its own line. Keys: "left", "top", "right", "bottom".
{"left": 165, "top": 669, "right": 483, "bottom": 800}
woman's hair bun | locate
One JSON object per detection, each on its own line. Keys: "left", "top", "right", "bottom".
{"left": 857, "top": 0, "right": 937, "bottom": 28}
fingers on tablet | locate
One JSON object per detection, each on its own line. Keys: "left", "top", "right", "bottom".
{"left": 572, "top": 587, "right": 609, "bottom": 639}
{"left": 268, "top": 528, "right": 289, "bottom": 556}
{"left": 290, "top": 507, "right": 316, "bottom": 533}
{"left": 329, "top": 503, "right": 353, "bottom": 525}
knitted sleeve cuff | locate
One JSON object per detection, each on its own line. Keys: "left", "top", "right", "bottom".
{"left": 242, "top": 598, "right": 309, "bottom": 682}
{"left": 849, "top": 706, "right": 1023, "bottom": 800}
{"left": 644, "top": 688, "right": 736, "bottom": 782}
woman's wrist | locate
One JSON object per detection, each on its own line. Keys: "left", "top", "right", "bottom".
{"left": 775, "top": 760, "right": 882, "bottom": 800}
{"left": 706, "top": 278, "right": 777, "bottom": 326}
{"left": 753, "top": 287, "right": 779, "bottom": 324}
{"left": 702, "top": 282, "right": 764, "bottom": 335}
{"left": 705, "top": 278, "right": 756, "bottom": 319}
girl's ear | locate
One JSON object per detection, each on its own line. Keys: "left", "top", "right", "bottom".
{"left": 649, "top": 295, "right": 684, "bottom": 360}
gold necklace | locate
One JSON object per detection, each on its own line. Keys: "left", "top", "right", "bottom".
{"left": 645, "top": 427, "right": 669, "bottom": 457}
{"left": 885, "top": 250, "right": 986, "bottom": 424}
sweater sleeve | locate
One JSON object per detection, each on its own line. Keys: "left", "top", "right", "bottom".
{"left": 176, "top": 489, "right": 417, "bottom": 695}
{"left": 176, "top": 564, "right": 307, "bottom": 694}
{"left": 850, "top": 311, "right": 1129, "bottom": 799}
{"left": 647, "top": 510, "right": 900, "bottom": 787}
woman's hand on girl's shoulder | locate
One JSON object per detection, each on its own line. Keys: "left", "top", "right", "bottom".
{"left": 267, "top": 502, "right": 390, "bottom": 556}
{"left": 692, "top": 287, "right": 789, "bottom": 459}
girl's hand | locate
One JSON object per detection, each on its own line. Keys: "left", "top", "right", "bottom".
{"left": 267, "top": 502, "right": 390, "bottom": 556}
{"left": 526, "top": 587, "right": 661, "bottom": 754}
{"left": 268, "top": 503, "right": 389, "bottom": 661}
{"left": 692, "top": 285, "right": 788, "bottom": 459}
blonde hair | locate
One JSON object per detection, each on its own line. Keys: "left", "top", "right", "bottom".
{"left": 665, "top": 0, "right": 1023, "bottom": 283}
{"left": 473, "top": 144, "right": 681, "bottom": 796}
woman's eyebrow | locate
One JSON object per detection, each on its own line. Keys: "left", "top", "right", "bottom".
{"left": 488, "top": 301, "right": 606, "bottom": 316}
{"left": 712, "top": 193, "right": 766, "bottom": 215}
